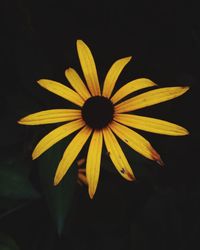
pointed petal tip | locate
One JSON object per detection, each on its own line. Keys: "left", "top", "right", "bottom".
{"left": 17, "top": 118, "right": 34, "bottom": 125}
{"left": 53, "top": 181, "right": 58, "bottom": 186}
{"left": 31, "top": 152, "right": 37, "bottom": 160}
{"left": 17, "top": 119, "right": 23, "bottom": 124}
{"left": 89, "top": 194, "right": 94, "bottom": 199}
{"left": 89, "top": 189, "right": 95, "bottom": 199}
{"left": 53, "top": 177, "right": 60, "bottom": 186}
{"left": 181, "top": 127, "right": 190, "bottom": 136}
{"left": 37, "top": 79, "right": 45, "bottom": 86}
{"left": 37, "top": 79, "right": 49, "bottom": 85}
{"left": 185, "top": 129, "right": 190, "bottom": 135}
{"left": 120, "top": 167, "right": 136, "bottom": 181}
{"left": 121, "top": 56, "right": 132, "bottom": 64}
{"left": 151, "top": 149, "right": 165, "bottom": 167}
{"left": 156, "top": 158, "right": 165, "bottom": 167}
{"left": 152, "top": 81, "right": 158, "bottom": 86}
{"left": 182, "top": 86, "right": 190, "bottom": 93}
{"left": 126, "top": 174, "right": 136, "bottom": 181}
{"left": 125, "top": 56, "right": 132, "bottom": 62}
{"left": 37, "top": 79, "right": 42, "bottom": 83}
{"left": 128, "top": 172, "right": 136, "bottom": 181}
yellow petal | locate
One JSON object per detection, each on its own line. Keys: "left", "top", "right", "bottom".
{"left": 114, "top": 114, "right": 189, "bottom": 136}
{"left": 86, "top": 130, "right": 103, "bottom": 199}
{"left": 115, "top": 86, "right": 189, "bottom": 113}
{"left": 102, "top": 127, "right": 135, "bottom": 181}
{"left": 32, "top": 119, "right": 85, "bottom": 160}
{"left": 110, "top": 121, "right": 163, "bottom": 165}
{"left": 18, "top": 109, "right": 81, "bottom": 125}
{"left": 65, "top": 67, "right": 91, "bottom": 100}
{"left": 102, "top": 57, "right": 132, "bottom": 98}
{"left": 54, "top": 126, "right": 92, "bottom": 185}
{"left": 111, "top": 78, "right": 157, "bottom": 104}
{"left": 37, "top": 79, "right": 84, "bottom": 107}
{"left": 76, "top": 40, "right": 101, "bottom": 96}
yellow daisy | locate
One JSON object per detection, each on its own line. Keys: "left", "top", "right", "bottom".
{"left": 18, "top": 40, "right": 189, "bottom": 198}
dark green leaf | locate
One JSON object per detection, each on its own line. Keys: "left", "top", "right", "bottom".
{"left": 0, "top": 233, "right": 20, "bottom": 250}
{"left": 0, "top": 161, "right": 39, "bottom": 200}
{"left": 38, "top": 136, "right": 77, "bottom": 235}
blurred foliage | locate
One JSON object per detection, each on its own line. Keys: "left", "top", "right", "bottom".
{"left": 0, "top": 233, "right": 20, "bottom": 250}
{"left": 38, "top": 136, "right": 77, "bottom": 235}
{"left": 0, "top": 159, "right": 39, "bottom": 200}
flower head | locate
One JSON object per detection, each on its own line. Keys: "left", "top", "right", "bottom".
{"left": 18, "top": 40, "right": 189, "bottom": 198}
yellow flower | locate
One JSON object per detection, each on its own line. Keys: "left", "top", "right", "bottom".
{"left": 18, "top": 40, "right": 189, "bottom": 198}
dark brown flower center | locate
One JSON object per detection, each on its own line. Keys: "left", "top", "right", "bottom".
{"left": 82, "top": 96, "right": 114, "bottom": 129}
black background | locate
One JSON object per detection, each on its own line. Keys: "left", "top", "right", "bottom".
{"left": 1, "top": 0, "right": 199, "bottom": 250}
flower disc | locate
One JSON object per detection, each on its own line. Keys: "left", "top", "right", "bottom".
{"left": 82, "top": 96, "right": 114, "bottom": 129}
